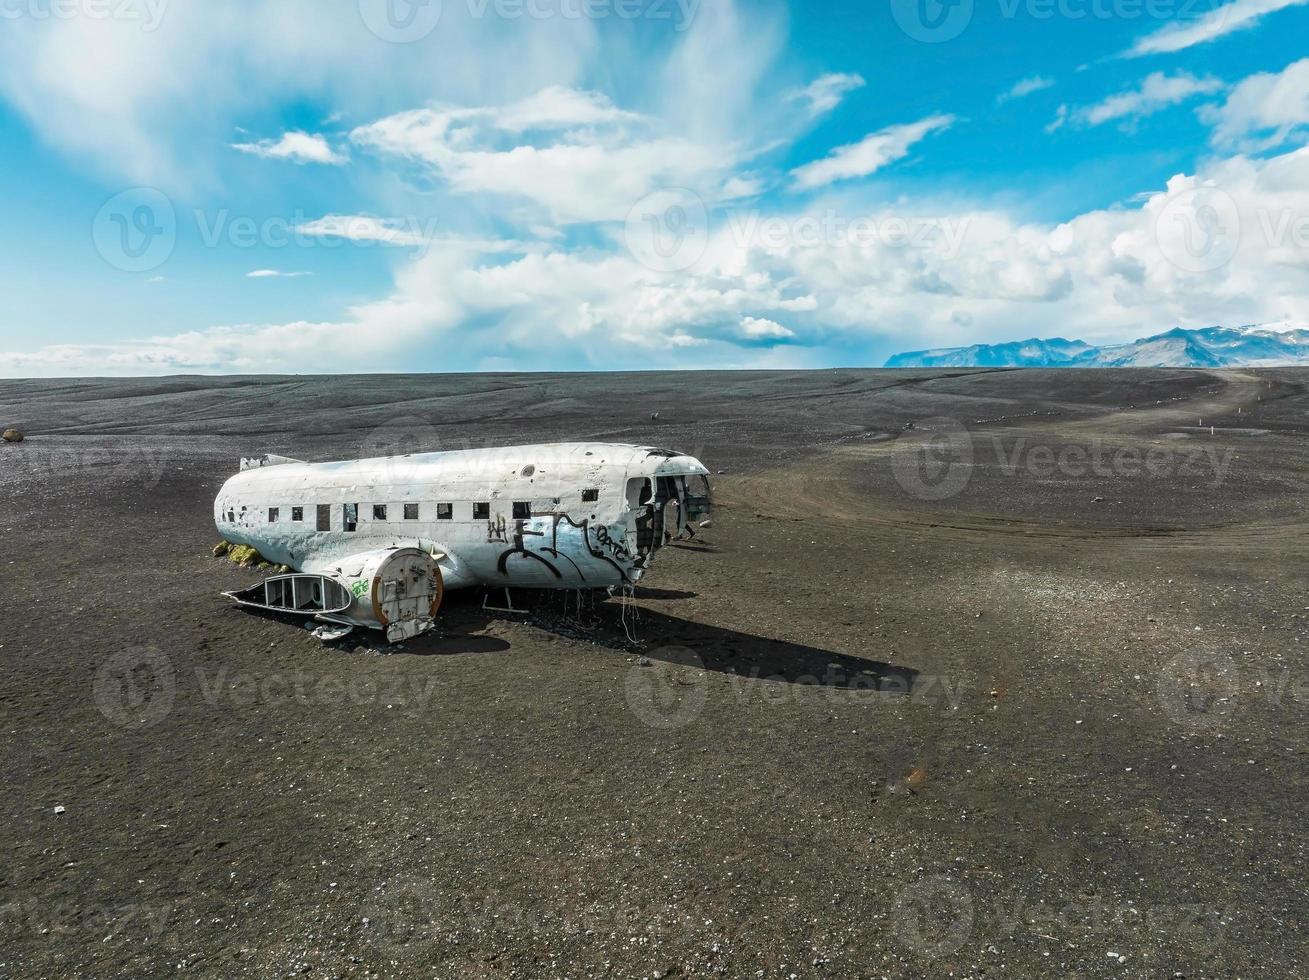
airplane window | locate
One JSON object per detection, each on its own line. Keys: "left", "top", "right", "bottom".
{"left": 268, "top": 507, "right": 279, "bottom": 522}
{"left": 436, "top": 503, "right": 452, "bottom": 520}
{"left": 316, "top": 504, "right": 330, "bottom": 531}
{"left": 404, "top": 503, "right": 419, "bottom": 520}
{"left": 582, "top": 488, "right": 599, "bottom": 502}
{"left": 344, "top": 503, "right": 358, "bottom": 532}
{"left": 473, "top": 502, "right": 490, "bottom": 519}
{"left": 227, "top": 510, "right": 235, "bottom": 523}
{"left": 291, "top": 507, "right": 303, "bottom": 522}
{"left": 513, "top": 501, "right": 531, "bottom": 519}
{"left": 373, "top": 504, "right": 387, "bottom": 521}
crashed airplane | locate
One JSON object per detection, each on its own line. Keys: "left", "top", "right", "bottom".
{"left": 215, "top": 443, "right": 713, "bottom": 642}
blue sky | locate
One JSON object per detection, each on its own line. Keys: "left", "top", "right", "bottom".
{"left": 1, "top": 0, "right": 1308, "bottom": 374}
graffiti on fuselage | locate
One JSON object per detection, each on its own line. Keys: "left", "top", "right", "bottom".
{"left": 495, "top": 511, "right": 636, "bottom": 585}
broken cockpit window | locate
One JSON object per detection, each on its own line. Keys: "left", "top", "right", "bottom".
{"left": 582, "top": 488, "right": 599, "bottom": 502}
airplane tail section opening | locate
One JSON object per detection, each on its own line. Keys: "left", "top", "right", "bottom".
{"left": 224, "top": 546, "right": 443, "bottom": 643}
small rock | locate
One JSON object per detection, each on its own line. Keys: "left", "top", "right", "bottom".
{"left": 1091, "top": 496, "right": 1105, "bottom": 503}
{"left": 2, "top": 428, "right": 22, "bottom": 443}
{"left": 638, "top": 656, "right": 652, "bottom": 667}
{"left": 54, "top": 805, "right": 66, "bottom": 815}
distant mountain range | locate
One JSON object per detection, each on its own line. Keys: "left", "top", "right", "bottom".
{"left": 884, "top": 324, "right": 1309, "bottom": 368}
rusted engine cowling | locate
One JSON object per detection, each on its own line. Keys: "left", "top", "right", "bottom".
{"left": 318, "top": 547, "right": 444, "bottom": 643}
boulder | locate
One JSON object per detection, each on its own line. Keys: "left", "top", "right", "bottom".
{"left": 2, "top": 429, "right": 22, "bottom": 443}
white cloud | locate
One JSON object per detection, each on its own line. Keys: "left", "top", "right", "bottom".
{"left": 1051, "top": 72, "right": 1224, "bottom": 131}
{"left": 247, "top": 269, "right": 313, "bottom": 278}
{"left": 790, "top": 114, "right": 955, "bottom": 189}
{"left": 294, "top": 215, "right": 434, "bottom": 247}
{"left": 1204, "top": 58, "right": 1309, "bottom": 150}
{"left": 232, "top": 131, "right": 346, "bottom": 165}
{"left": 351, "top": 93, "right": 736, "bottom": 224}
{"left": 739, "top": 316, "right": 795, "bottom": 339}
{"left": 998, "top": 75, "right": 1054, "bottom": 104}
{"left": 9, "top": 141, "right": 1309, "bottom": 374}
{"left": 0, "top": 1, "right": 603, "bottom": 189}
{"left": 1128, "top": 0, "right": 1309, "bottom": 56}
{"left": 790, "top": 73, "right": 866, "bottom": 118}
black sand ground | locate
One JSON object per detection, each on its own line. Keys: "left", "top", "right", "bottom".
{"left": 2, "top": 368, "right": 1308, "bottom": 979}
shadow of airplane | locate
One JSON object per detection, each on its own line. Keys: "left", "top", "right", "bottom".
{"left": 229, "top": 587, "right": 916, "bottom": 692}
{"left": 426, "top": 589, "right": 918, "bottom": 692}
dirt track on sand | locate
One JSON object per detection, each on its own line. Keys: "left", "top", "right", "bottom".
{"left": 2, "top": 368, "right": 1309, "bottom": 979}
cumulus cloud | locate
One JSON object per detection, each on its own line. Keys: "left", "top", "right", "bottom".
{"left": 247, "top": 269, "right": 313, "bottom": 278}
{"left": 739, "top": 316, "right": 795, "bottom": 339}
{"left": 789, "top": 114, "right": 955, "bottom": 189}
{"left": 1128, "top": 0, "right": 1309, "bottom": 56}
{"left": 1050, "top": 72, "right": 1224, "bottom": 131}
{"left": 1203, "top": 58, "right": 1309, "bottom": 150}
{"left": 232, "top": 131, "right": 346, "bottom": 165}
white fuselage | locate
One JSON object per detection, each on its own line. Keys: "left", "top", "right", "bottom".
{"left": 214, "top": 442, "right": 712, "bottom": 591}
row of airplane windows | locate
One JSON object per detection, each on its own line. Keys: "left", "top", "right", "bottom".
{"left": 231, "top": 488, "right": 603, "bottom": 530}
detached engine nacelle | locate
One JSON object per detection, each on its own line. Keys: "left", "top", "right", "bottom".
{"left": 225, "top": 547, "right": 443, "bottom": 643}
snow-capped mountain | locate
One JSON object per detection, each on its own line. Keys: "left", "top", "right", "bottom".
{"left": 884, "top": 324, "right": 1309, "bottom": 368}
